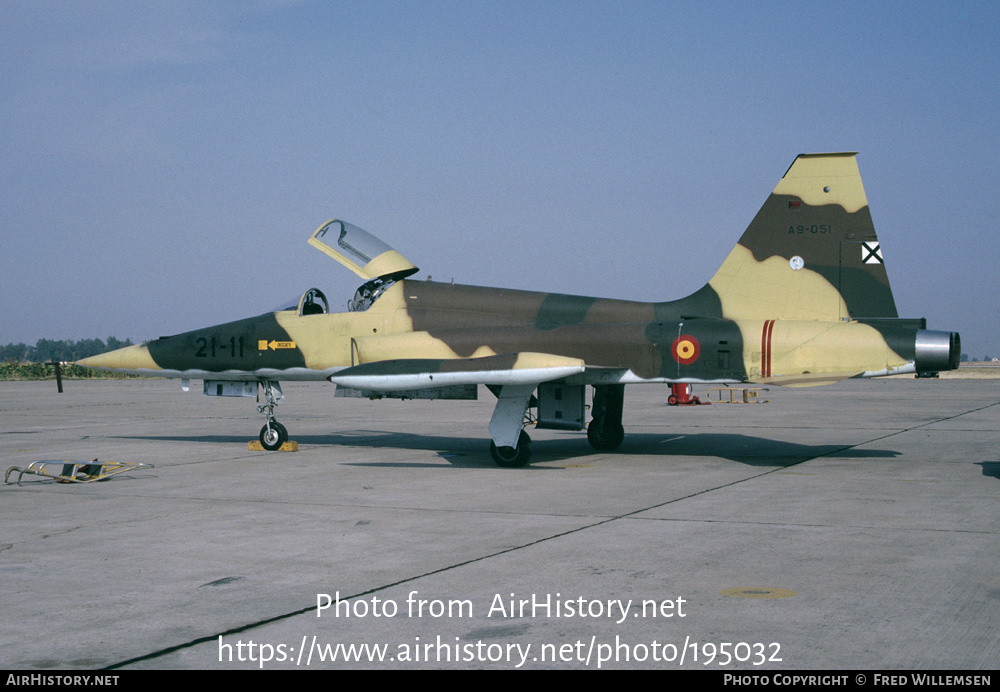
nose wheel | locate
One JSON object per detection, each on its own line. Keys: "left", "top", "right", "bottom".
{"left": 259, "top": 420, "right": 288, "bottom": 451}
{"left": 256, "top": 381, "right": 288, "bottom": 451}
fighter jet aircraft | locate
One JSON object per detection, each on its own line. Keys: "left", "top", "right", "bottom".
{"left": 77, "top": 153, "right": 960, "bottom": 466}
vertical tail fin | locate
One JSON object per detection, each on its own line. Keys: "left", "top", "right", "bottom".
{"left": 707, "top": 153, "right": 898, "bottom": 321}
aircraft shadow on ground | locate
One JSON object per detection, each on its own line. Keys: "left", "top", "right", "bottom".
{"left": 977, "top": 462, "right": 1000, "bottom": 480}
{"left": 114, "top": 431, "right": 900, "bottom": 468}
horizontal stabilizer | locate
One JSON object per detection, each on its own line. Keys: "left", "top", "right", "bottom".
{"left": 328, "top": 352, "right": 585, "bottom": 391}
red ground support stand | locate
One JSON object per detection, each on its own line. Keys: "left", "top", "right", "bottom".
{"left": 667, "top": 383, "right": 711, "bottom": 406}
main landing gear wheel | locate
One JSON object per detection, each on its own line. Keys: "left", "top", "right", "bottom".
{"left": 589, "top": 383, "right": 625, "bottom": 452}
{"left": 587, "top": 420, "right": 624, "bottom": 451}
{"left": 490, "top": 430, "right": 532, "bottom": 468}
{"left": 259, "top": 421, "right": 288, "bottom": 451}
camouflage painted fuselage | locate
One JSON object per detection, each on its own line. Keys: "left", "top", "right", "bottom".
{"left": 87, "top": 279, "right": 939, "bottom": 388}
{"left": 82, "top": 153, "right": 958, "bottom": 387}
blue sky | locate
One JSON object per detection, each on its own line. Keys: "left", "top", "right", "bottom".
{"left": 2, "top": 1, "right": 998, "bottom": 357}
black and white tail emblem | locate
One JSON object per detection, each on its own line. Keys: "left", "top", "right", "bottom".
{"left": 862, "top": 241, "right": 883, "bottom": 264}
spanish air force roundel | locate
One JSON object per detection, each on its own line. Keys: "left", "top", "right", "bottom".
{"left": 671, "top": 335, "right": 700, "bottom": 365}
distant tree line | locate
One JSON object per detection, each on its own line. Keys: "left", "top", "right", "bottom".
{"left": 961, "top": 354, "right": 998, "bottom": 363}
{"left": 0, "top": 337, "right": 134, "bottom": 363}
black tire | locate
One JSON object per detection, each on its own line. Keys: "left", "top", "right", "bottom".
{"left": 259, "top": 421, "right": 288, "bottom": 451}
{"left": 587, "top": 420, "right": 624, "bottom": 451}
{"left": 490, "top": 430, "right": 532, "bottom": 467}
{"left": 667, "top": 394, "right": 679, "bottom": 406}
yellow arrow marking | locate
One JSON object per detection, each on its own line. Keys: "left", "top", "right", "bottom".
{"left": 258, "top": 340, "right": 296, "bottom": 351}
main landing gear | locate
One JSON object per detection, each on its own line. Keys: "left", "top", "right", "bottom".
{"left": 487, "top": 383, "right": 627, "bottom": 466}
{"left": 587, "top": 384, "right": 625, "bottom": 452}
{"left": 490, "top": 430, "right": 533, "bottom": 468}
{"left": 487, "top": 384, "right": 535, "bottom": 467}
{"left": 257, "top": 381, "right": 288, "bottom": 451}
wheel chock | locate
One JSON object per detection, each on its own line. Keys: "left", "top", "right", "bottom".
{"left": 248, "top": 440, "right": 299, "bottom": 452}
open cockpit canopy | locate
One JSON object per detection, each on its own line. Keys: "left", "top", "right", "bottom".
{"left": 308, "top": 219, "right": 419, "bottom": 312}
{"left": 308, "top": 219, "right": 418, "bottom": 281}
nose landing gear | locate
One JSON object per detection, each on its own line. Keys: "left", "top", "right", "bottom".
{"left": 259, "top": 420, "right": 288, "bottom": 451}
{"left": 257, "top": 381, "right": 288, "bottom": 451}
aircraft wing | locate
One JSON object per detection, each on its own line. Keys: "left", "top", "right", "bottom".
{"left": 327, "top": 352, "right": 585, "bottom": 391}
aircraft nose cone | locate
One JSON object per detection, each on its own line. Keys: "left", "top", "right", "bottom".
{"left": 76, "top": 344, "right": 159, "bottom": 372}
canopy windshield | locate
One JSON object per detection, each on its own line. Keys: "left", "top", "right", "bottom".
{"left": 308, "top": 219, "right": 418, "bottom": 281}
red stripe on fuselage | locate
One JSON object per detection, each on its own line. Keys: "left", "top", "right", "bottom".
{"left": 761, "top": 320, "right": 775, "bottom": 378}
